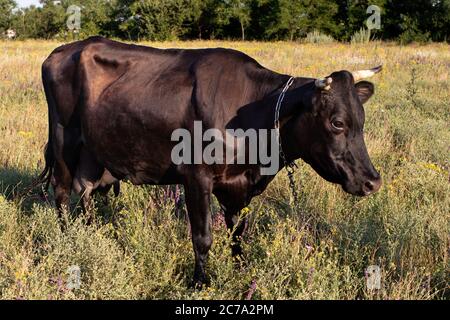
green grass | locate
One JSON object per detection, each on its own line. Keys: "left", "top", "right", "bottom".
{"left": 0, "top": 40, "right": 449, "bottom": 300}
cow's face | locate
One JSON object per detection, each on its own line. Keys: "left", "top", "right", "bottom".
{"left": 297, "top": 68, "right": 382, "bottom": 196}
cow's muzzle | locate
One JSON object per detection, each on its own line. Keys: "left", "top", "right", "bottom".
{"left": 343, "top": 173, "right": 382, "bottom": 197}
{"left": 361, "top": 175, "right": 382, "bottom": 196}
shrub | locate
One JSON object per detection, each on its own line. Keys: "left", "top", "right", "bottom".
{"left": 351, "top": 28, "right": 372, "bottom": 44}
{"left": 304, "top": 30, "right": 335, "bottom": 44}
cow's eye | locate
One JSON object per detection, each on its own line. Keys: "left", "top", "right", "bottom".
{"left": 331, "top": 120, "right": 345, "bottom": 131}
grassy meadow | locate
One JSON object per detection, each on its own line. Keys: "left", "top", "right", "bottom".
{"left": 0, "top": 40, "right": 449, "bottom": 300}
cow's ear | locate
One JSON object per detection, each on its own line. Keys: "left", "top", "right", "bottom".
{"left": 355, "top": 81, "right": 374, "bottom": 104}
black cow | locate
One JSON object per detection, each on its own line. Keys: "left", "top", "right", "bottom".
{"left": 40, "top": 36, "right": 382, "bottom": 286}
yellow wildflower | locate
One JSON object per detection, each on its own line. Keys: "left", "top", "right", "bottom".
{"left": 18, "top": 131, "right": 33, "bottom": 139}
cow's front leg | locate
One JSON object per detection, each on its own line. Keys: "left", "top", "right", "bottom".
{"left": 224, "top": 208, "right": 248, "bottom": 260}
{"left": 184, "top": 174, "right": 213, "bottom": 288}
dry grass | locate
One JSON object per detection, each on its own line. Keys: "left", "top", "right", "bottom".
{"left": 0, "top": 40, "right": 449, "bottom": 300}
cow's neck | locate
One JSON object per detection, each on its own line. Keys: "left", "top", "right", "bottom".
{"left": 230, "top": 72, "right": 314, "bottom": 178}
{"left": 266, "top": 77, "right": 314, "bottom": 168}
{"left": 220, "top": 75, "right": 314, "bottom": 204}
{"left": 273, "top": 79, "right": 312, "bottom": 119}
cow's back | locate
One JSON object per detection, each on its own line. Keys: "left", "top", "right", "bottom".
{"left": 44, "top": 36, "right": 279, "bottom": 129}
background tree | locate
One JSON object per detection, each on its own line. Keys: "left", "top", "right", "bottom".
{"left": 432, "top": 0, "right": 450, "bottom": 42}
{"left": 188, "top": 0, "right": 217, "bottom": 40}
{"left": 11, "top": 0, "right": 116, "bottom": 39}
{"left": 60, "top": 0, "right": 116, "bottom": 37}
{"left": 3, "top": 0, "right": 450, "bottom": 43}
{"left": 12, "top": 1, "right": 65, "bottom": 39}
{"left": 215, "top": 0, "right": 252, "bottom": 40}
{"left": 0, "top": 0, "right": 16, "bottom": 35}
{"left": 345, "top": 0, "right": 386, "bottom": 40}
{"left": 248, "top": 0, "right": 278, "bottom": 40}
{"left": 265, "top": 0, "right": 308, "bottom": 41}
{"left": 264, "top": 0, "right": 340, "bottom": 40}
{"left": 383, "top": 0, "right": 450, "bottom": 43}
{"left": 115, "top": 0, "right": 203, "bottom": 41}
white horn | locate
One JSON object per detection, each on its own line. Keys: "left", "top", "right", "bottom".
{"left": 352, "top": 65, "right": 383, "bottom": 82}
{"left": 315, "top": 77, "right": 333, "bottom": 91}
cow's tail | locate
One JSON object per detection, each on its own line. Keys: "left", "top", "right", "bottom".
{"left": 37, "top": 139, "right": 54, "bottom": 194}
{"left": 37, "top": 70, "right": 55, "bottom": 196}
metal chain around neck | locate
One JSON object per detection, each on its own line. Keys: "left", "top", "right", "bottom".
{"left": 274, "top": 76, "right": 299, "bottom": 207}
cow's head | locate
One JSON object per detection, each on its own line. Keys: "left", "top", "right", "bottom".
{"left": 291, "top": 66, "right": 383, "bottom": 196}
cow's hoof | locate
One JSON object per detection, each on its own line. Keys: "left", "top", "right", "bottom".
{"left": 233, "top": 254, "right": 247, "bottom": 269}
{"left": 190, "top": 276, "right": 209, "bottom": 290}
{"left": 58, "top": 218, "right": 69, "bottom": 232}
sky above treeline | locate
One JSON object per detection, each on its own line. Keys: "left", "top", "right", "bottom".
{"left": 17, "top": 0, "right": 41, "bottom": 7}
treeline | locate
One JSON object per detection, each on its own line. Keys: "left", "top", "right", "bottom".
{"left": 1, "top": 0, "right": 450, "bottom": 43}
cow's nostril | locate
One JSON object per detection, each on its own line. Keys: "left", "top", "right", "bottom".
{"left": 365, "top": 181, "right": 375, "bottom": 191}
{"left": 363, "top": 178, "right": 382, "bottom": 195}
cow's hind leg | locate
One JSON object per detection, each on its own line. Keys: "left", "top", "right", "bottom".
{"left": 52, "top": 125, "right": 79, "bottom": 221}
{"left": 53, "top": 164, "right": 72, "bottom": 219}
{"left": 72, "top": 147, "right": 104, "bottom": 224}
{"left": 183, "top": 171, "right": 213, "bottom": 288}
{"left": 79, "top": 184, "right": 95, "bottom": 223}
{"left": 93, "top": 184, "right": 112, "bottom": 206}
